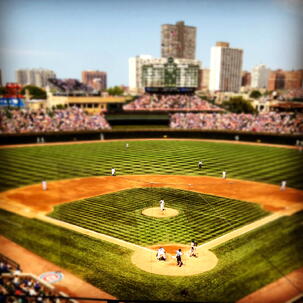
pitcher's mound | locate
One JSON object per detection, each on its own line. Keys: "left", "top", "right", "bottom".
{"left": 132, "top": 244, "right": 218, "bottom": 276}
{"left": 142, "top": 207, "right": 179, "bottom": 218}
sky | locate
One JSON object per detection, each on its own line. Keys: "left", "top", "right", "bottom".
{"left": 0, "top": 0, "right": 302, "bottom": 87}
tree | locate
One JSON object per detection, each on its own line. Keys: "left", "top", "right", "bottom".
{"left": 107, "top": 86, "right": 124, "bottom": 96}
{"left": 249, "top": 90, "right": 262, "bottom": 99}
{"left": 20, "top": 85, "right": 47, "bottom": 99}
{"left": 263, "top": 90, "right": 272, "bottom": 96}
{"left": 223, "top": 96, "right": 256, "bottom": 114}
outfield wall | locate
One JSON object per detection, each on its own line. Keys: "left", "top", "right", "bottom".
{"left": 0, "top": 129, "right": 302, "bottom": 145}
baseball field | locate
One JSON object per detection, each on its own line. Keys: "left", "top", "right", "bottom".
{"left": 0, "top": 139, "right": 303, "bottom": 302}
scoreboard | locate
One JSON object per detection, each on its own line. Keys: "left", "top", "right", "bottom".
{"left": 142, "top": 57, "right": 199, "bottom": 90}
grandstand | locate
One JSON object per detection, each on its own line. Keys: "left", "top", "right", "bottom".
{"left": 170, "top": 112, "right": 303, "bottom": 134}
{"left": 0, "top": 107, "right": 111, "bottom": 134}
{"left": 123, "top": 94, "right": 223, "bottom": 112}
{"left": 0, "top": 253, "right": 76, "bottom": 302}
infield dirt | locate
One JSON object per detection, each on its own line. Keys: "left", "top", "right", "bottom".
{"left": 1, "top": 175, "right": 302, "bottom": 217}
{"left": 1, "top": 174, "right": 302, "bottom": 276}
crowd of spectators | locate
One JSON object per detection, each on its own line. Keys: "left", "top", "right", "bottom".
{"left": 170, "top": 112, "right": 303, "bottom": 134}
{"left": 1, "top": 257, "right": 73, "bottom": 302}
{"left": 0, "top": 107, "right": 111, "bottom": 134}
{"left": 278, "top": 89, "right": 303, "bottom": 101}
{"left": 123, "top": 94, "right": 223, "bottom": 111}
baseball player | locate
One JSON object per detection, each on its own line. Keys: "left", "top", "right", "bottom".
{"left": 42, "top": 180, "right": 47, "bottom": 191}
{"left": 160, "top": 199, "right": 165, "bottom": 212}
{"left": 111, "top": 168, "right": 116, "bottom": 176}
{"left": 222, "top": 171, "right": 227, "bottom": 179}
{"left": 280, "top": 180, "right": 287, "bottom": 190}
{"left": 126, "top": 143, "right": 129, "bottom": 148}
{"left": 156, "top": 247, "right": 166, "bottom": 261}
{"left": 198, "top": 161, "right": 203, "bottom": 169}
{"left": 189, "top": 240, "right": 197, "bottom": 257}
{"left": 176, "top": 249, "right": 183, "bottom": 267}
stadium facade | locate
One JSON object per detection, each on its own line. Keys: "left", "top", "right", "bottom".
{"left": 46, "top": 93, "right": 129, "bottom": 113}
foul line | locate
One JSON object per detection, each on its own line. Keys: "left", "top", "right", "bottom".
{"left": 198, "top": 213, "right": 283, "bottom": 250}
{"left": 37, "top": 213, "right": 284, "bottom": 255}
{"left": 37, "top": 215, "right": 154, "bottom": 253}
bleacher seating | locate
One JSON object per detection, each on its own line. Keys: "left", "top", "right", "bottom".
{"left": 123, "top": 94, "right": 223, "bottom": 112}
{"left": 170, "top": 112, "right": 303, "bottom": 134}
{"left": 0, "top": 253, "right": 76, "bottom": 303}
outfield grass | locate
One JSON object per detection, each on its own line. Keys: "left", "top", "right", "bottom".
{"left": 49, "top": 187, "right": 270, "bottom": 245}
{"left": 0, "top": 140, "right": 302, "bottom": 191}
{"left": 0, "top": 209, "right": 302, "bottom": 302}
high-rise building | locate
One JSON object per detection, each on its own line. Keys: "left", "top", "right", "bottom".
{"left": 161, "top": 21, "right": 196, "bottom": 60}
{"left": 129, "top": 55, "right": 201, "bottom": 93}
{"left": 209, "top": 42, "right": 243, "bottom": 92}
{"left": 16, "top": 69, "right": 56, "bottom": 87}
{"left": 82, "top": 70, "right": 107, "bottom": 91}
{"left": 251, "top": 64, "right": 270, "bottom": 89}
{"left": 268, "top": 69, "right": 303, "bottom": 90}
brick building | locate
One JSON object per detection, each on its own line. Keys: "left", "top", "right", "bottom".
{"left": 241, "top": 71, "right": 251, "bottom": 87}
{"left": 161, "top": 21, "right": 196, "bottom": 60}
{"left": 268, "top": 69, "right": 303, "bottom": 90}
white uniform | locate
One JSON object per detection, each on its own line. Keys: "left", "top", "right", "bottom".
{"left": 42, "top": 181, "right": 47, "bottom": 191}
{"left": 189, "top": 241, "right": 197, "bottom": 257}
{"left": 111, "top": 168, "right": 116, "bottom": 176}
{"left": 222, "top": 171, "right": 226, "bottom": 179}
{"left": 281, "top": 180, "right": 287, "bottom": 190}
{"left": 160, "top": 199, "right": 165, "bottom": 211}
{"left": 126, "top": 143, "right": 129, "bottom": 148}
{"left": 198, "top": 161, "right": 203, "bottom": 169}
{"left": 156, "top": 247, "right": 166, "bottom": 260}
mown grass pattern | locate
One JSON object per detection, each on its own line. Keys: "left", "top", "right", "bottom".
{"left": 48, "top": 187, "right": 270, "bottom": 245}
{"left": 0, "top": 140, "right": 302, "bottom": 192}
{"left": 0, "top": 208, "right": 302, "bottom": 301}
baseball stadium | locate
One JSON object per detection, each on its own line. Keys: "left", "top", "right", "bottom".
{"left": 1, "top": 87, "right": 303, "bottom": 303}
{"left": 1, "top": 40, "right": 303, "bottom": 303}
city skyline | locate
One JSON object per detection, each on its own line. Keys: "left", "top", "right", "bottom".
{"left": 0, "top": 0, "right": 302, "bottom": 87}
